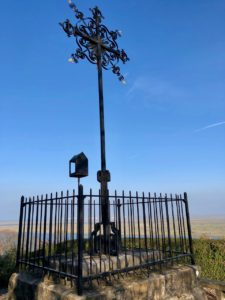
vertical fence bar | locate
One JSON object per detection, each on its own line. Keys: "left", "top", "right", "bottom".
{"left": 71, "top": 189, "right": 75, "bottom": 276}
{"left": 153, "top": 194, "right": 160, "bottom": 259}
{"left": 93, "top": 199, "right": 96, "bottom": 256}
{"left": 98, "top": 189, "right": 102, "bottom": 272}
{"left": 89, "top": 189, "right": 93, "bottom": 278}
{"left": 59, "top": 192, "right": 63, "bottom": 273}
{"left": 53, "top": 192, "right": 58, "bottom": 267}
{"left": 180, "top": 194, "right": 188, "bottom": 254}
{"left": 165, "top": 194, "right": 172, "bottom": 259}
{"left": 184, "top": 192, "right": 195, "bottom": 264}
{"left": 77, "top": 184, "right": 84, "bottom": 295}
{"left": 48, "top": 193, "right": 53, "bottom": 267}
{"left": 142, "top": 192, "right": 148, "bottom": 262}
{"left": 117, "top": 196, "right": 121, "bottom": 254}
{"left": 171, "top": 194, "right": 177, "bottom": 255}
{"left": 34, "top": 196, "right": 39, "bottom": 267}
{"left": 38, "top": 195, "right": 43, "bottom": 267}
{"left": 122, "top": 191, "right": 127, "bottom": 265}
{"left": 42, "top": 194, "right": 48, "bottom": 268}
{"left": 28, "top": 197, "right": 35, "bottom": 264}
{"left": 107, "top": 189, "right": 111, "bottom": 259}
{"left": 136, "top": 192, "right": 141, "bottom": 264}
{"left": 176, "top": 194, "right": 183, "bottom": 253}
{"left": 64, "top": 191, "right": 69, "bottom": 272}
{"left": 178, "top": 195, "right": 185, "bottom": 254}
{"left": 25, "top": 198, "right": 32, "bottom": 262}
{"left": 159, "top": 193, "right": 166, "bottom": 257}
{"left": 21, "top": 198, "right": 27, "bottom": 265}
{"left": 147, "top": 193, "right": 155, "bottom": 261}
{"left": 16, "top": 196, "right": 25, "bottom": 269}
{"left": 115, "top": 191, "right": 118, "bottom": 271}
{"left": 129, "top": 192, "right": 135, "bottom": 265}
{"left": 127, "top": 193, "right": 131, "bottom": 255}
{"left": 56, "top": 192, "right": 60, "bottom": 246}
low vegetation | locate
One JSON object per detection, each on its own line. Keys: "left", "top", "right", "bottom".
{"left": 0, "top": 234, "right": 17, "bottom": 288}
{"left": 193, "top": 237, "right": 225, "bottom": 281}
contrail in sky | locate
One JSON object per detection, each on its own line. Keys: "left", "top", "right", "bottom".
{"left": 195, "top": 121, "right": 225, "bottom": 132}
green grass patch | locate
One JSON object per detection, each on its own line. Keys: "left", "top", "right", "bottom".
{"left": 0, "top": 246, "right": 16, "bottom": 287}
{"left": 193, "top": 237, "right": 225, "bottom": 281}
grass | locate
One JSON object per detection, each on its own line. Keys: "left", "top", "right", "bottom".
{"left": 0, "top": 234, "right": 17, "bottom": 288}
{"left": 193, "top": 237, "right": 225, "bottom": 281}
{"left": 0, "top": 246, "right": 16, "bottom": 287}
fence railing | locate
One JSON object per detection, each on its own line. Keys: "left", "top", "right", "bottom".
{"left": 16, "top": 186, "right": 194, "bottom": 295}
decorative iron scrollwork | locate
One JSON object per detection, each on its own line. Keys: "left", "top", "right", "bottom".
{"left": 60, "top": 0, "right": 129, "bottom": 82}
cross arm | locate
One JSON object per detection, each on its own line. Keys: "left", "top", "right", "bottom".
{"left": 60, "top": 20, "right": 128, "bottom": 63}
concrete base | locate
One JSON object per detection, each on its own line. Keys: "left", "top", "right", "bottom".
{"left": 8, "top": 265, "right": 208, "bottom": 300}
{"left": 49, "top": 250, "right": 160, "bottom": 276}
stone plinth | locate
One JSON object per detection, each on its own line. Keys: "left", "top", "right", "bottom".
{"left": 8, "top": 265, "right": 208, "bottom": 300}
{"left": 49, "top": 250, "right": 160, "bottom": 277}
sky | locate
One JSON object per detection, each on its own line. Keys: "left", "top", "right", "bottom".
{"left": 0, "top": 0, "right": 225, "bottom": 220}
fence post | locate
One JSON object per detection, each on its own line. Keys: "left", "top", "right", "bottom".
{"left": 77, "top": 184, "right": 84, "bottom": 295}
{"left": 16, "top": 196, "right": 25, "bottom": 270}
{"left": 184, "top": 192, "right": 195, "bottom": 265}
{"left": 165, "top": 194, "right": 172, "bottom": 258}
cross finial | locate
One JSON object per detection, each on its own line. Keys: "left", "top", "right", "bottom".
{"left": 60, "top": 0, "right": 129, "bottom": 82}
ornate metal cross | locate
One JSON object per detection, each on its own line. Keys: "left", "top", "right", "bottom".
{"left": 60, "top": 0, "right": 129, "bottom": 254}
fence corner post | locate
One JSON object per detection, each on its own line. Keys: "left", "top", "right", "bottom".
{"left": 16, "top": 195, "right": 25, "bottom": 270}
{"left": 77, "top": 184, "right": 84, "bottom": 295}
{"left": 184, "top": 192, "right": 195, "bottom": 265}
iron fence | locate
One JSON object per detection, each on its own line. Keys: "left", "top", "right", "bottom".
{"left": 16, "top": 185, "right": 194, "bottom": 295}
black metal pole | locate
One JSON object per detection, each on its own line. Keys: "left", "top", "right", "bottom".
{"left": 97, "top": 53, "right": 106, "bottom": 172}
{"left": 96, "top": 35, "right": 111, "bottom": 253}
{"left": 77, "top": 184, "right": 84, "bottom": 295}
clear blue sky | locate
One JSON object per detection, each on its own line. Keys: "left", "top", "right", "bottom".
{"left": 0, "top": 0, "right": 225, "bottom": 220}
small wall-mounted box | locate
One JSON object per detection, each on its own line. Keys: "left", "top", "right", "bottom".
{"left": 69, "top": 152, "right": 88, "bottom": 178}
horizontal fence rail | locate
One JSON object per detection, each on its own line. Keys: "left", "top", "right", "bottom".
{"left": 16, "top": 186, "right": 194, "bottom": 295}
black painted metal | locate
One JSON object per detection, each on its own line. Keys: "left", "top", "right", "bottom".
{"left": 16, "top": 190, "right": 194, "bottom": 295}
{"left": 16, "top": 196, "right": 24, "bottom": 270}
{"left": 60, "top": 1, "right": 129, "bottom": 254}
{"left": 77, "top": 185, "right": 84, "bottom": 295}
{"left": 184, "top": 192, "right": 195, "bottom": 265}
{"left": 69, "top": 152, "right": 88, "bottom": 178}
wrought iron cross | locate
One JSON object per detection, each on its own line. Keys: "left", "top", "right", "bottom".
{"left": 60, "top": 0, "right": 129, "bottom": 254}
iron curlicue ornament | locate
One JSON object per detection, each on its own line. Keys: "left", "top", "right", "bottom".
{"left": 60, "top": 0, "right": 129, "bottom": 83}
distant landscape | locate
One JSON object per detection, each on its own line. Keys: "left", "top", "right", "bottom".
{"left": 0, "top": 216, "right": 224, "bottom": 241}
{"left": 190, "top": 216, "right": 225, "bottom": 239}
